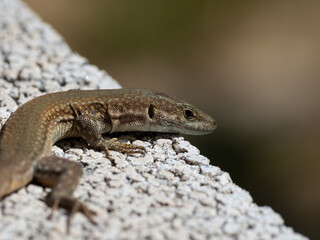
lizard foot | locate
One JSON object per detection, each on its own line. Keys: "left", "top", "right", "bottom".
{"left": 100, "top": 138, "right": 145, "bottom": 156}
{"left": 45, "top": 195, "right": 96, "bottom": 233}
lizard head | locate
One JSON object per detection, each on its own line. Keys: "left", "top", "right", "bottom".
{"left": 106, "top": 89, "right": 216, "bottom": 135}
{"left": 147, "top": 91, "right": 217, "bottom": 135}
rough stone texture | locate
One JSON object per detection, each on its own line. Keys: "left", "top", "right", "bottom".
{"left": 0, "top": 0, "right": 309, "bottom": 239}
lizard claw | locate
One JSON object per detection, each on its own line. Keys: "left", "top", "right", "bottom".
{"left": 45, "top": 194, "right": 96, "bottom": 233}
{"left": 67, "top": 199, "right": 97, "bottom": 233}
{"left": 126, "top": 146, "right": 145, "bottom": 155}
{"left": 98, "top": 138, "right": 145, "bottom": 156}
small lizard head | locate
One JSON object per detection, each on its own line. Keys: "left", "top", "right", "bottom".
{"left": 147, "top": 92, "right": 217, "bottom": 135}
{"left": 178, "top": 103, "right": 217, "bottom": 135}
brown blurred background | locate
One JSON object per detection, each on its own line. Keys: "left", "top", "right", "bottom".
{"left": 24, "top": 0, "right": 320, "bottom": 238}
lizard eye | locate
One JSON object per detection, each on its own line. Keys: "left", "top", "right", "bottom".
{"left": 183, "top": 108, "right": 196, "bottom": 120}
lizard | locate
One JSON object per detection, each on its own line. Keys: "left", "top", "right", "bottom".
{"left": 0, "top": 88, "right": 216, "bottom": 230}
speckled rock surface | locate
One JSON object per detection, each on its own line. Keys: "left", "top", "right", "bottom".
{"left": 0, "top": 0, "right": 309, "bottom": 239}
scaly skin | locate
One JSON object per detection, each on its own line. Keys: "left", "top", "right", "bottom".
{"left": 0, "top": 89, "right": 216, "bottom": 231}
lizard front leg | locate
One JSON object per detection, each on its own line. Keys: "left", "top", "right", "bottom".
{"left": 34, "top": 156, "right": 96, "bottom": 233}
{"left": 70, "top": 103, "right": 145, "bottom": 157}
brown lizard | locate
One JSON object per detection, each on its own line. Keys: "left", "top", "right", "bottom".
{"left": 0, "top": 89, "right": 216, "bottom": 230}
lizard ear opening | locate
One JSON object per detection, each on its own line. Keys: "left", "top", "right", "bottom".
{"left": 148, "top": 104, "right": 155, "bottom": 119}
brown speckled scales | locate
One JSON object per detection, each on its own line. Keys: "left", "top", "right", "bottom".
{"left": 0, "top": 89, "right": 216, "bottom": 232}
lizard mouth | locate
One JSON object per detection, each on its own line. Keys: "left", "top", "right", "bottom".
{"left": 174, "top": 119, "right": 217, "bottom": 135}
{"left": 186, "top": 124, "right": 216, "bottom": 135}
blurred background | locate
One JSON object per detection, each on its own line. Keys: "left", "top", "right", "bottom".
{"left": 24, "top": 0, "right": 319, "bottom": 238}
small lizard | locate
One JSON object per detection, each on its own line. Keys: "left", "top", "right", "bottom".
{"left": 0, "top": 89, "right": 216, "bottom": 230}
